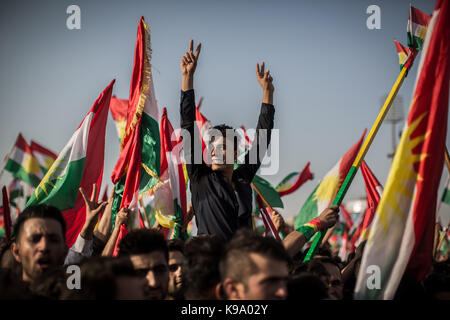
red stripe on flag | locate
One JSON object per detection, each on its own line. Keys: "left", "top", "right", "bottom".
{"left": 63, "top": 79, "right": 114, "bottom": 247}
{"left": 2, "top": 187, "right": 11, "bottom": 242}
{"left": 278, "top": 162, "right": 314, "bottom": 197}
{"left": 406, "top": 0, "right": 450, "bottom": 280}
{"left": 30, "top": 141, "right": 57, "bottom": 160}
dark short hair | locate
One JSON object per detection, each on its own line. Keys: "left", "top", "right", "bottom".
{"left": 118, "top": 229, "right": 168, "bottom": 261}
{"left": 61, "top": 256, "right": 137, "bottom": 300}
{"left": 13, "top": 205, "right": 66, "bottom": 241}
{"left": 220, "top": 229, "right": 290, "bottom": 285}
{"left": 210, "top": 124, "right": 239, "bottom": 153}
{"left": 167, "top": 239, "right": 184, "bottom": 255}
{"left": 183, "top": 235, "right": 225, "bottom": 299}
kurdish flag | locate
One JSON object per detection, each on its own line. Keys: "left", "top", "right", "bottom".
{"left": 357, "top": 161, "right": 383, "bottom": 245}
{"left": 253, "top": 174, "right": 284, "bottom": 210}
{"left": 195, "top": 98, "right": 212, "bottom": 165}
{"left": 355, "top": 0, "right": 450, "bottom": 299}
{"left": 30, "top": 141, "right": 57, "bottom": 175}
{"left": 4, "top": 134, "right": 43, "bottom": 187}
{"left": 276, "top": 162, "right": 314, "bottom": 197}
{"left": 407, "top": 5, "right": 431, "bottom": 50}
{"left": 110, "top": 96, "right": 128, "bottom": 143}
{"left": 151, "top": 108, "right": 187, "bottom": 239}
{"left": 25, "top": 80, "right": 114, "bottom": 246}
{"left": 394, "top": 40, "right": 413, "bottom": 71}
{"left": 111, "top": 17, "right": 161, "bottom": 252}
{"left": 294, "top": 130, "right": 366, "bottom": 230}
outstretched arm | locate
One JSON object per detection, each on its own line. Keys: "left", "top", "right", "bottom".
{"left": 238, "top": 62, "right": 275, "bottom": 180}
{"left": 283, "top": 206, "right": 339, "bottom": 257}
{"left": 180, "top": 40, "right": 205, "bottom": 178}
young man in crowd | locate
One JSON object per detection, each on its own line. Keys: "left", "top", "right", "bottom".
{"left": 166, "top": 239, "right": 186, "bottom": 299}
{"left": 219, "top": 229, "right": 290, "bottom": 300}
{"left": 117, "top": 228, "right": 169, "bottom": 300}
{"left": 11, "top": 204, "right": 68, "bottom": 287}
{"left": 180, "top": 39, "right": 275, "bottom": 241}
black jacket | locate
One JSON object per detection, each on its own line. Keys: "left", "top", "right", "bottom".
{"left": 180, "top": 89, "right": 275, "bottom": 241}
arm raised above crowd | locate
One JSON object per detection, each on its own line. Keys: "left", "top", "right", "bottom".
{"left": 283, "top": 206, "right": 339, "bottom": 257}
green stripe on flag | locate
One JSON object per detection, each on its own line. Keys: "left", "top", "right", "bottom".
{"left": 441, "top": 188, "right": 450, "bottom": 205}
{"left": 139, "top": 113, "right": 161, "bottom": 193}
{"left": 5, "top": 159, "right": 41, "bottom": 187}
{"left": 26, "top": 158, "right": 85, "bottom": 211}
{"left": 294, "top": 184, "right": 319, "bottom": 230}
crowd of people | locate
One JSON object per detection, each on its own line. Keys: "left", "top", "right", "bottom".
{"left": 0, "top": 39, "right": 449, "bottom": 300}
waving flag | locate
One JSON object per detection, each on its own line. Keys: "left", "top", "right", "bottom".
{"left": 276, "top": 162, "right": 314, "bottom": 197}
{"left": 152, "top": 108, "right": 187, "bottom": 238}
{"left": 30, "top": 141, "right": 57, "bottom": 175}
{"left": 407, "top": 6, "right": 431, "bottom": 50}
{"left": 111, "top": 17, "right": 161, "bottom": 254}
{"left": 26, "top": 80, "right": 114, "bottom": 246}
{"left": 110, "top": 96, "right": 128, "bottom": 143}
{"left": 394, "top": 40, "right": 413, "bottom": 71}
{"left": 356, "top": 0, "right": 450, "bottom": 299}
{"left": 357, "top": 161, "right": 383, "bottom": 244}
{"left": 294, "top": 130, "right": 366, "bottom": 230}
{"left": 4, "top": 134, "right": 43, "bottom": 187}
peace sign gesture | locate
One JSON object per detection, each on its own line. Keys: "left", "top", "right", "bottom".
{"left": 181, "top": 39, "right": 201, "bottom": 76}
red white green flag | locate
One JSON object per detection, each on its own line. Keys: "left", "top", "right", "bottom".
{"left": 150, "top": 108, "right": 187, "bottom": 239}
{"left": 111, "top": 17, "right": 161, "bottom": 254}
{"left": 4, "top": 134, "right": 43, "bottom": 187}
{"left": 407, "top": 6, "right": 431, "bottom": 50}
{"left": 394, "top": 40, "right": 413, "bottom": 71}
{"left": 355, "top": 0, "right": 450, "bottom": 299}
{"left": 25, "top": 80, "right": 114, "bottom": 247}
{"left": 294, "top": 130, "right": 366, "bottom": 230}
{"left": 30, "top": 141, "right": 57, "bottom": 175}
{"left": 276, "top": 162, "right": 314, "bottom": 197}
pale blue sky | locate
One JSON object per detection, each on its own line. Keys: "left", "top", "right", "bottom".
{"left": 1, "top": 0, "right": 448, "bottom": 224}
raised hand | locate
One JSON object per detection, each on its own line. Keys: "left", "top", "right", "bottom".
{"left": 115, "top": 207, "right": 130, "bottom": 228}
{"left": 256, "top": 62, "right": 274, "bottom": 93}
{"left": 270, "top": 209, "right": 285, "bottom": 232}
{"left": 79, "top": 184, "right": 108, "bottom": 224}
{"left": 181, "top": 39, "right": 201, "bottom": 76}
{"left": 318, "top": 205, "right": 340, "bottom": 229}
{"left": 79, "top": 184, "right": 108, "bottom": 240}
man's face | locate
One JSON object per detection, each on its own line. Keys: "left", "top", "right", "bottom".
{"left": 322, "top": 262, "right": 343, "bottom": 300}
{"left": 168, "top": 250, "right": 185, "bottom": 297}
{"left": 239, "top": 253, "right": 288, "bottom": 300}
{"left": 11, "top": 218, "right": 67, "bottom": 283}
{"left": 129, "top": 251, "right": 169, "bottom": 300}
{"left": 210, "top": 136, "right": 236, "bottom": 172}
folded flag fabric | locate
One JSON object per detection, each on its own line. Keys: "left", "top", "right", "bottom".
{"left": 110, "top": 96, "right": 128, "bottom": 143}
{"left": 394, "top": 40, "right": 413, "bottom": 71}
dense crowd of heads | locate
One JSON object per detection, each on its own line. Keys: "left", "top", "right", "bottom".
{"left": 0, "top": 204, "right": 448, "bottom": 300}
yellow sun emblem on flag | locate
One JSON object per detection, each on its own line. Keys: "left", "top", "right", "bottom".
{"left": 314, "top": 170, "right": 340, "bottom": 204}
{"left": 377, "top": 112, "right": 429, "bottom": 233}
{"left": 34, "top": 156, "right": 68, "bottom": 200}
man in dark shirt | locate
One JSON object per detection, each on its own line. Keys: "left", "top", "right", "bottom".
{"left": 180, "top": 40, "right": 275, "bottom": 241}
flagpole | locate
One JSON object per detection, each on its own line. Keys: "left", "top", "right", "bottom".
{"left": 251, "top": 182, "right": 275, "bottom": 213}
{"left": 304, "top": 62, "right": 413, "bottom": 262}
{"left": 444, "top": 146, "right": 450, "bottom": 174}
